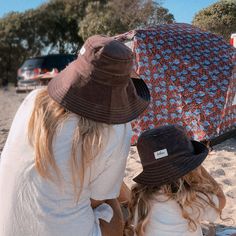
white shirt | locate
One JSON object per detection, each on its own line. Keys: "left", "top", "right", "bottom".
{"left": 0, "top": 89, "right": 132, "bottom": 236}
{"left": 134, "top": 193, "right": 219, "bottom": 236}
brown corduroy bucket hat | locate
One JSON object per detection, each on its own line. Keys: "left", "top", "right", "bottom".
{"left": 47, "top": 35, "right": 150, "bottom": 124}
{"left": 133, "top": 125, "right": 209, "bottom": 186}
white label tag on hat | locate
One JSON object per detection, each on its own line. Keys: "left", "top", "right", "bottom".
{"left": 80, "top": 46, "right": 86, "bottom": 55}
{"left": 154, "top": 149, "right": 168, "bottom": 159}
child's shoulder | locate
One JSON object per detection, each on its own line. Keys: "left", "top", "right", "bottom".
{"left": 152, "top": 192, "right": 219, "bottom": 218}
{"left": 152, "top": 193, "right": 181, "bottom": 210}
{"left": 195, "top": 192, "right": 219, "bottom": 208}
{"left": 189, "top": 193, "right": 219, "bottom": 222}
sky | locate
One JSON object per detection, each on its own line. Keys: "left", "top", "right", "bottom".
{"left": 0, "top": 0, "right": 46, "bottom": 17}
{"left": 0, "top": 0, "right": 219, "bottom": 24}
{"left": 162, "top": 0, "right": 219, "bottom": 23}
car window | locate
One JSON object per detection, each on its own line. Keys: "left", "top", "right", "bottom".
{"left": 42, "top": 55, "right": 75, "bottom": 71}
{"left": 20, "top": 55, "right": 76, "bottom": 71}
{"left": 21, "top": 58, "right": 44, "bottom": 68}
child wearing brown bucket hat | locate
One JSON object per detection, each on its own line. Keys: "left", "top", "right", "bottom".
{"left": 0, "top": 35, "right": 150, "bottom": 236}
{"left": 124, "top": 125, "right": 226, "bottom": 236}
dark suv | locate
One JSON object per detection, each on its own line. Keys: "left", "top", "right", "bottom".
{"left": 16, "top": 54, "right": 76, "bottom": 92}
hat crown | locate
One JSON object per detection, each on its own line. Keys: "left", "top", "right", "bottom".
{"left": 137, "top": 125, "right": 194, "bottom": 168}
{"left": 88, "top": 35, "right": 133, "bottom": 60}
{"left": 80, "top": 35, "right": 133, "bottom": 84}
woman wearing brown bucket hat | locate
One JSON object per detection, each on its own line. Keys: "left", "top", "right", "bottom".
{"left": 124, "top": 125, "right": 226, "bottom": 236}
{"left": 0, "top": 35, "right": 150, "bottom": 236}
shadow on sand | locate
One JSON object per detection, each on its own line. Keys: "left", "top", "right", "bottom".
{"left": 212, "top": 138, "right": 236, "bottom": 152}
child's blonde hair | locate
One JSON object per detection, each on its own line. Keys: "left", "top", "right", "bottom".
{"left": 124, "top": 165, "right": 222, "bottom": 236}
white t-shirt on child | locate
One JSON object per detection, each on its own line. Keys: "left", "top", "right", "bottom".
{"left": 135, "top": 193, "right": 219, "bottom": 236}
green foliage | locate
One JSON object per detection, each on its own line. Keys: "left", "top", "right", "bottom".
{"left": 192, "top": 0, "right": 236, "bottom": 41}
{"left": 79, "top": 0, "right": 175, "bottom": 40}
{"left": 36, "top": 1, "right": 82, "bottom": 54}
{"left": 0, "top": 12, "right": 29, "bottom": 85}
{"left": 79, "top": 2, "right": 125, "bottom": 39}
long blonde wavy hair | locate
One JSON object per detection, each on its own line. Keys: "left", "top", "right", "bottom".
{"left": 28, "top": 88, "right": 104, "bottom": 200}
{"left": 124, "top": 166, "right": 223, "bottom": 236}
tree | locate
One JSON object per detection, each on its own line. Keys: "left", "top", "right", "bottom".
{"left": 42, "top": 0, "right": 108, "bottom": 52}
{"left": 79, "top": 0, "right": 174, "bottom": 40}
{"left": 0, "top": 12, "right": 29, "bottom": 85}
{"left": 36, "top": 0, "right": 86, "bottom": 54}
{"left": 192, "top": 0, "right": 236, "bottom": 41}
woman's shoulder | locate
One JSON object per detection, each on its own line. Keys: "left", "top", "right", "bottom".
{"left": 108, "top": 122, "right": 132, "bottom": 131}
{"left": 26, "top": 88, "right": 43, "bottom": 99}
{"left": 20, "top": 88, "right": 44, "bottom": 108}
{"left": 102, "top": 122, "right": 132, "bottom": 151}
{"left": 105, "top": 122, "right": 132, "bottom": 139}
{"left": 13, "top": 88, "right": 44, "bottom": 120}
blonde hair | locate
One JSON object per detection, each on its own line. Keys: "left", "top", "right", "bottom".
{"left": 124, "top": 166, "right": 222, "bottom": 236}
{"left": 28, "top": 88, "right": 104, "bottom": 200}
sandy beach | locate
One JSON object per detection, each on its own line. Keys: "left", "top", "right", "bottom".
{"left": 0, "top": 86, "right": 235, "bottom": 235}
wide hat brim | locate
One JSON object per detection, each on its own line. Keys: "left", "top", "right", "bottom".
{"left": 133, "top": 140, "right": 209, "bottom": 186}
{"left": 47, "top": 58, "right": 150, "bottom": 124}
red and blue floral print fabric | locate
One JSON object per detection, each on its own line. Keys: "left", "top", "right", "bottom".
{"left": 117, "top": 23, "right": 236, "bottom": 144}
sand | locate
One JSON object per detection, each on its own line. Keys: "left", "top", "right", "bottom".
{"left": 0, "top": 86, "right": 236, "bottom": 235}
{"left": 0, "top": 87, "right": 26, "bottom": 154}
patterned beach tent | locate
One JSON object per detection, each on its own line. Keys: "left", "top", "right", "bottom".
{"left": 116, "top": 23, "right": 236, "bottom": 145}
